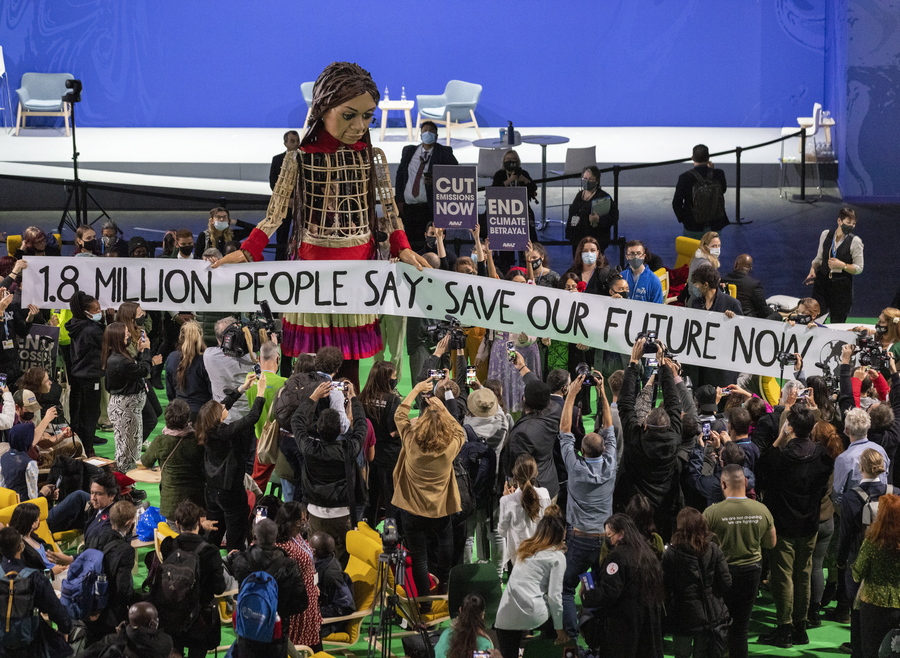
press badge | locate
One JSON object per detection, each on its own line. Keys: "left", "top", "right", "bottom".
{"left": 1, "top": 340, "right": 12, "bottom": 351}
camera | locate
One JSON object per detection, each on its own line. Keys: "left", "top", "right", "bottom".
{"left": 575, "top": 362, "right": 596, "bottom": 386}
{"left": 857, "top": 331, "right": 890, "bottom": 371}
{"left": 426, "top": 315, "right": 465, "bottom": 351}
{"left": 427, "top": 369, "right": 446, "bottom": 380}
{"left": 382, "top": 517, "right": 400, "bottom": 552}
{"left": 221, "top": 300, "right": 278, "bottom": 358}
{"left": 788, "top": 312, "right": 812, "bottom": 325}
{"left": 777, "top": 352, "right": 798, "bottom": 366}
{"left": 637, "top": 331, "right": 658, "bottom": 354}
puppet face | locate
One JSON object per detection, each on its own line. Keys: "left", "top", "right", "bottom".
{"left": 323, "top": 92, "right": 377, "bottom": 145}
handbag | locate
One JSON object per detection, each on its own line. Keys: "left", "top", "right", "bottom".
{"left": 257, "top": 393, "right": 280, "bottom": 465}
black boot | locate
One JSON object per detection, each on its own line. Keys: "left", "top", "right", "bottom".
{"left": 759, "top": 624, "right": 793, "bottom": 648}
{"left": 807, "top": 602, "right": 822, "bottom": 628}
{"left": 792, "top": 620, "right": 810, "bottom": 644}
{"left": 824, "top": 604, "right": 851, "bottom": 624}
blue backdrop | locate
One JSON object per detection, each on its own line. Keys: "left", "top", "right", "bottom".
{"left": 1, "top": 0, "right": 828, "bottom": 130}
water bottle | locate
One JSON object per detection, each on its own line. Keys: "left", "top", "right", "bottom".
{"left": 400, "top": 86, "right": 406, "bottom": 101}
{"left": 383, "top": 86, "right": 389, "bottom": 101}
{"left": 507, "top": 121, "right": 515, "bottom": 145}
{"left": 96, "top": 573, "right": 108, "bottom": 598}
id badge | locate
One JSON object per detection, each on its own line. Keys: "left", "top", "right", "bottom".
{"left": 1, "top": 340, "right": 13, "bottom": 351}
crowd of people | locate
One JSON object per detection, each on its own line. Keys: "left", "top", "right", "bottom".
{"left": 0, "top": 146, "right": 898, "bottom": 658}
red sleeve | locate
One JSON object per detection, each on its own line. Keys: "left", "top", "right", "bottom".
{"left": 240, "top": 227, "right": 270, "bottom": 262}
{"left": 873, "top": 373, "right": 890, "bottom": 401}
{"left": 851, "top": 377, "right": 862, "bottom": 407}
{"left": 389, "top": 230, "right": 412, "bottom": 257}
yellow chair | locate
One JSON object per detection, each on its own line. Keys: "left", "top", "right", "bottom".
{"left": 356, "top": 521, "right": 381, "bottom": 544}
{"left": 654, "top": 267, "right": 674, "bottom": 304}
{"left": 321, "top": 538, "right": 378, "bottom": 654}
{"left": 727, "top": 284, "right": 738, "bottom": 299}
{"left": 0, "top": 496, "right": 62, "bottom": 552}
{"left": 0, "top": 488, "right": 19, "bottom": 510}
{"left": 154, "top": 521, "right": 179, "bottom": 561}
{"left": 674, "top": 236, "right": 701, "bottom": 269}
{"left": 6, "top": 233, "right": 62, "bottom": 258}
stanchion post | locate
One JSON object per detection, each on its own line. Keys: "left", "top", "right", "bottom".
{"left": 800, "top": 128, "right": 806, "bottom": 201}
{"left": 734, "top": 146, "right": 750, "bottom": 225}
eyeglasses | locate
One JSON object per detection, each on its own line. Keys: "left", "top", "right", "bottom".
{"left": 625, "top": 252, "right": 644, "bottom": 258}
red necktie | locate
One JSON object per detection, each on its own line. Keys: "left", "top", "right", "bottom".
{"left": 412, "top": 157, "right": 427, "bottom": 197}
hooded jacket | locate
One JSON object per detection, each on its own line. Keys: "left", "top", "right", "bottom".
{"left": 661, "top": 541, "right": 731, "bottom": 633}
{"left": 66, "top": 316, "right": 105, "bottom": 380}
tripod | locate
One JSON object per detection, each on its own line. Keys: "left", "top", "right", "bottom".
{"left": 58, "top": 98, "right": 110, "bottom": 234}
{"left": 367, "top": 548, "right": 433, "bottom": 658}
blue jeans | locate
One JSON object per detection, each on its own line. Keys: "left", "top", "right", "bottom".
{"left": 562, "top": 526, "right": 604, "bottom": 639}
{"left": 48, "top": 490, "right": 90, "bottom": 534}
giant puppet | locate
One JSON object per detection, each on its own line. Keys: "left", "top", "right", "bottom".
{"left": 213, "top": 62, "right": 429, "bottom": 385}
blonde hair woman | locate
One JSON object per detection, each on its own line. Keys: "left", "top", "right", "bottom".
{"left": 687, "top": 231, "right": 722, "bottom": 299}
{"left": 164, "top": 321, "right": 212, "bottom": 420}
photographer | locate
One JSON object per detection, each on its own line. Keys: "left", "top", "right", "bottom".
{"left": 392, "top": 377, "right": 465, "bottom": 613}
{"left": 613, "top": 337, "right": 683, "bottom": 540}
{"left": 293, "top": 380, "right": 366, "bottom": 564}
{"left": 203, "top": 316, "right": 255, "bottom": 423}
{"left": 492, "top": 151, "right": 538, "bottom": 244}
{"left": 785, "top": 298, "right": 825, "bottom": 328}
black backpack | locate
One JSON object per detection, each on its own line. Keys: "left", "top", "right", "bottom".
{"left": 151, "top": 547, "right": 202, "bottom": 634}
{"left": 272, "top": 371, "right": 322, "bottom": 431}
{"left": 453, "top": 456, "right": 476, "bottom": 520}
{"left": 0, "top": 567, "right": 39, "bottom": 649}
{"left": 690, "top": 170, "right": 725, "bottom": 228}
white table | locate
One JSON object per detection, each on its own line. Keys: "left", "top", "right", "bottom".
{"left": 378, "top": 100, "right": 415, "bottom": 141}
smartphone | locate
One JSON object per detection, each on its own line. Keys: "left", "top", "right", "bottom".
{"left": 331, "top": 381, "right": 348, "bottom": 391}
{"left": 643, "top": 356, "right": 659, "bottom": 368}
{"left": 253, "top": 363, "right": 262, "bottom": 377}
{"left": 798, "top": 387, "right": 812, "bottom": 399}
{"left": 506, "top": 340, "right": 517, "bottom": 363}
{"left": 427, "top": 369, "right": 446, "bottom": 380}
{"left": 473, "top": 652, "right": 492, "bottom": 658}
{"left": 55, "top": 477, "right": 62, "bottom": 490}
{"left": 140, "top": 330, "right": 147, "bottom": 342}
{"left": 702, "top": 422, "right": 711, "bottom": 438}
{"left": 466, "top": 366, "right": 477, "bottom": 386}
{"left": 254, "top": 506, "right": 267, "bottom": 523}
{"left": 720, "top": 389, "right": 731, "bottom": 396}
{"left": 0, "top": 373, "right": 6, "bottom": 389}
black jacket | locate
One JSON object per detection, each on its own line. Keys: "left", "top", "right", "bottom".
{"left": 615, "top": 364, "right": 683, "bottom": 526}
{"left": 721, "top": 269, "right": 770, "bottom": 318}
{"left": 66, "top": 316, "right": 105, "bottom": 380}
{"left": 504, "top": 393, "right": 561, "bottom": 499}
{"left": 672, "top": 165, "right": 729, "bottom": 231}
{"left": 757, "top": 437, "right": 834, "bottom": 538}
{"left": 164, "top": 350, "right": 213, "bottom": 413}
{"left": 0, "top": 302, "right": 33, "bottom": 383}
{"left": 204, "top": 393, "right": 264, "bottom": 491}
{"left": 662, "top": 542, "right": 731, "bottom": 633}
{"left": 160, "top": 531, "right": 227, "bottom": 606}
{"left": 294, "top": 397, "right": 366, "bottom": 508}
{"left": 86, "top": 527, "right": 138, "bottom": 629}
{"left": 751, "top": 405, "right": 785, "bottom": 452}
{"left": 227, "top": 544, "right": 307, "bottom": 619}
{"left": 105, "top": 350, "right": 152, "bottom": 396}
{"left": 394, "top": 142, "right": 458, "bottom": 207}
{"left": 77, "top": 624, "right": 174, "bottom": 658}
{"left": 0, "top": 556, "right": 72, "bottom": 638}
{"left": 837, "top": 481, "right": 889, "bottom": 566}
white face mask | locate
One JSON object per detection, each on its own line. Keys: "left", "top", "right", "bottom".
{"left": 214, "top": 221, "right": 229, "bottom": 231}
{"left": 581, "top": 251, "right": 597, "bottom": 265}
{"left": 709, "top": 247, "right": 721, "bottom": 257}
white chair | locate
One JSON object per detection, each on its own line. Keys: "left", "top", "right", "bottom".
{"left": 300, "top": 81, "right": 314, "bottom": 128}
{"left": 779, "top": 102, "right": 822, "bottom": 198}
{"left": 476, "top": 147, "right": 507, "bottom": 181}
{"left": 547, "top": 146, "right": 597, "bottom": 218}
{"left": 0, "top": 47, "right": 13, "bottom": 133}
{"left": 416, "top": 80, "right": 483, "bottom": 145}
{"left": 15, "top": 72, "right": 74, "bottom": 136}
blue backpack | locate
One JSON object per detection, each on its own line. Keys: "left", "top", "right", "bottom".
{"left": 235, "top": 571, "right": 279, "bottom": 643}
{"left": 60, "top": 548, "right": 109, "bottom": 621}
{"left": 0, "top": 567, "right": 39, "bottom": 648}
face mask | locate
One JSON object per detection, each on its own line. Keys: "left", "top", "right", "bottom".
{"left": 581, "top": 251, "right": 597, "bottom": 265}
{"left": 709, "top": 247, "right": 721, "bottom": 257}
{"left": 82, "top": 239, "right": 97, "bottom": 252}
{"left": 530, "top": 258, "right": 542, "bottom": 270}
{"left": 504, "top": 161, "right": 518, "bottom": 172}
{"left": 841, "top": 222, "right": 854, "bottom": 234}
{"left": 875, "top": 324, "right": 888, "bottom": 336}
{"left": 389, "top": 378, "right": 398, "bottom": 389}
{"left": 102, "top": 236, "right": 114, "bottom": 247}
{"left": 20, "top": 411, "right": 34, "bottom": 422}
{"left": 90, "top": 312, "right": 103, "bottom": 322}
{"left": 470, "top": 252, "right": 479, "bottom": 263}
{"left": 421, "top": 132, "right": 437, "bottom": 145}
{"left": 581, "top": 179, "right": 597, "bottom": 191}
{"left": 425, "top": 237, "right": 437, "bottom": 250}
{"left": 616, "top": 290, "right": 629, "bottom": 299}
{"left": 627, "top": 257, "right": 643, "bottom": 270}
{"left": 179, "top": 245, "right": 194, "bottom": 256}
{"left": 214, "top": 221, "right": 229, "bottom": 231}
{"left": 135, "top": 315, "right": 146, "bottom": 326}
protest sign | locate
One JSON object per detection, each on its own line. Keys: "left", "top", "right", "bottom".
{"left": 18, "top": 324, "right": 59, "bottom": 373}
{"left": 23, "top": 257, "right": 855, "bottom": 378}
{"left": 485, "top": 187, "right": 529, "bottom": 251}
{"left": 432, "top": 165, "right": 477, "bottom": 229}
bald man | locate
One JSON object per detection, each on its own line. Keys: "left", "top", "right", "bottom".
{"left": 78, "top": 602, "right": 174, "bottom": 658}
{"left": 722, "top": 254, "right": 774, "bottom": 319}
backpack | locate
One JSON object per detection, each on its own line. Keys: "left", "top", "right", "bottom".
{"left": 453, "top": 455, "right": 476, "bottom": 520}
{"left": 234, "top": 571, "right": 280, "bottom": 643}
{"left": 272, "top": 371, "right": 320, "bottom": 431}
{"left": 0, "top": 567, "right": 39, "bottom": 649}
{"left": 151, "top": 547, "right": 202, "bottom": 634}
{"left": 690, "top": 170, "right": 725, "bottom": 228}
{"left": 60, "top": 548, "right": 108, "bottom": 621}
{"left": 854, "top": 484, "right": 894, "bottom": 529}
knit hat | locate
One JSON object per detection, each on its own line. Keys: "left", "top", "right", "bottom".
{"left": 8, "top": 423, "right": 34, "bottom": 453}
{"left": 468, "top": 388, "right": 499, "bottom": 418}
{"left": 695, "top": 384, "right": 718, "bottom": 415}
{"left": 128, "top": 236, "right": 150, "bottom": 257}
{"left": 524, "top": 381, "right": 551, "bottom": 412}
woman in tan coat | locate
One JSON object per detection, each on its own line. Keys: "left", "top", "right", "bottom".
{"left": 392, "top": 378, "right": 465, "bottom": 613}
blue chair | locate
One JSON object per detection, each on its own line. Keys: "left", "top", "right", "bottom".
{"left": 301, "top": 81, "right": 314, "bottom": 129}
{"left": 15, "top": 72, "right": 73, "bottom": 136}
{"left": 416, "top": 80, "right": 483, "bottom": 145}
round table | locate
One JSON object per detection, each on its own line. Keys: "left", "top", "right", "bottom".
{"left": 473, "top": 136, "right": 523, "bottom": 148}
{"left": 126, "top": 467, "right": 161, "bottom": 484}
{"left": 521, "top": 135, "right": 570, "bottom": 225}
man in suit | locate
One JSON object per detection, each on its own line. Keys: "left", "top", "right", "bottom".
{"left": 269, "top": 130, "right": 301, "bottom": 261}
{"left": 722, "top": 254, "right": 778, "bottom": 319}
{"left": 395, "top": 121, "right": 458, "bottom": 251}
{"left": 672, "top": 144, "right": 729, "bottom": 238}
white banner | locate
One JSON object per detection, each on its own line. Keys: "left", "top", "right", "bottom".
{"left": 23, "top": 257, "right": 855, "bottom": 378}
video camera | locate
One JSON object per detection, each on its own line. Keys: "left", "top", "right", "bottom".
{"left": 221, "top": 300, "right": 279, "bottom": 358}
{"left": 776, "top": 352, "right": 799, "bottom": 367}
{"left": 426, "top": 315, "right": 465, "bottom": 351}
{"left": 382, "top": 517, "right": 400, "bottom": 553}
{"left": 575, "top": 362, "right": 596, "bottom": 386}
{"left": 857, "top": 331, "right": 890, "bottom": 371}
{"left": 637, "top": 330, "right": 659, "bottom": 354}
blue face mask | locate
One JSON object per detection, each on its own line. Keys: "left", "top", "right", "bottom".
{"left": 422, "top": 132, "right": 437, "bottom": 145}
{"left": 581, "top": 251, "right": 597, "bottom": 265}
{"left": 90, "top": 312, "right": 102, "bottom": 322}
